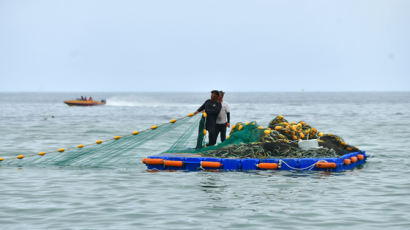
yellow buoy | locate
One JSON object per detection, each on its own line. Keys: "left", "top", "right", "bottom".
{"left": 0, "top": 157, "right": 3, "bottom": 161}
{"left": 114, "top": 136, "right": 120, "bottom": 140}
{"left": 132, "top": 131, "right": 139, "bottom": 135}
{"left": 202, "top": 112, "right": 207, "bottom": 118}
{"left": 300, "top": 132, "right": 305, "bottom": 139}
{"left": 187, "top": 113, "right": 194, "bottom": 117}
{"left": 78, "top": 144, "right": 84, "bottom": 148}
{"left": 278, "top": 114, "right": 284, "bottom": 120}
{"left": 151, "top": 125, "right": 157, "bottom": 130}
{"left": 264, "top": 130, "right": 271, "bottom": 134}
{"left": 58, "top": 148, "right": 65, "bottom": 152}
{"left": 38, "top": 152, "right": 46, "bottom": 156}
{"left": 227, "top": 135, "right": 230, "bottom": 139}
{"left": 258, "top": 126, "right": 264, "bottom": 130}
{"left": 231, "top": 124, "right": 237, "bottom": 129}
{"left": 318, "top": 132, "right": 324, "bottom": 137}
{"left": 275, "top": 126, "right": 282, "bottom": 130}
{"left": 17, "top": 155, "right": 24, "bottom": 159}
{"left": 203, "top": 129, "right": 207, "bottom": 135}
{"left": 96, "top": 140, "right": 103, "bottom": 144}
{"left": 340, "top": 141, "right": 346, "bottom": 146}
{"left": 245, "top": 122, "right": 250, "bottom": 126}
{"left": 238, "top": 125, "right": 243, "bottom": 131}
{"left": 169, "top": 119, "right": 176, "bottom": 123}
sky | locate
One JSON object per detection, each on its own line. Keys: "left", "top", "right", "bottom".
{"left": 0, "top": 0, "right": 409, "bottom": 92}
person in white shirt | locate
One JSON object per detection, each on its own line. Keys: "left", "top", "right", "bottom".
{"left": 215, "top": 91, "right": 230, "bottom": 142}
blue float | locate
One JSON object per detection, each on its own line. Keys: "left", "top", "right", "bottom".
{"left": 142, "top": 151, "right": 368, "bottom": 172}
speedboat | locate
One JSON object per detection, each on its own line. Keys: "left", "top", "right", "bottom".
{"left": 64, "top": 98, "right": 106, "bottom": 106}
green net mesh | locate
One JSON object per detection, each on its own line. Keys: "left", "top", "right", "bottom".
{"left": 2, "top": 115, "right": 201, "bottom": 167}
{"left": 166, "top": 117, "right": 264, "bottom": 154}
{"left": 1, "top": 113, "right": 360, "bottom": 167}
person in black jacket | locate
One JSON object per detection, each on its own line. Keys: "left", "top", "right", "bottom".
{"left": 194, "top": 90, "right": 222, "bottom": 146}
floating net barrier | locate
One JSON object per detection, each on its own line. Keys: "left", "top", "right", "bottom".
{"left": 0, "top": 114, "right": 202, "bottom": 168}
{"left": 142, "top": 114, "right": 367, "bottom": 172}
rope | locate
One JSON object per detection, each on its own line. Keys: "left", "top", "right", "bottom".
{"left": 278, "top": 159, "right": 329, "bottom": 171}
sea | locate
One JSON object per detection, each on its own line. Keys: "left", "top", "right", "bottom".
{"left": 0, "top": 92, "right": 409, "bottom": 230}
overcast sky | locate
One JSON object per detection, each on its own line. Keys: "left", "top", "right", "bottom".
{"left": 1, "top": 0, "right": 409, "bottom": 92}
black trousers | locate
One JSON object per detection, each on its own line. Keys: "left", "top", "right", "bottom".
{"left": 208, "top": 126, "right": 218, "bottom": 146}
{"left": 215, "top": 124, "right": 227, "bottom": 142}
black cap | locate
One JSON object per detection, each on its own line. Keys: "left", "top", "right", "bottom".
{"left": 211, "top": 90, "right": 219, "bottom": 96}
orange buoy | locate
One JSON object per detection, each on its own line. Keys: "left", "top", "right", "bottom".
{"left": 357, "top": 154, "right": 364, "bottom": 160}
{"left": 187, "top": 113, "right": 194, "bottom": 117}
{"left": 38, "top": 152, "right": 46, "bottom": 156}
{"left": 96, "top": 140, "right": 102, "bottom": 144}
{"left": 170, "top": 119, "right": 176, "bottom": 123}
{"left": 264, "top": 130, "right": 271, "bottom": 134}
{"left": 238, "top": 125, "right": 243, "bottom": 131}
{"left": 132, "top": 131, "right": 139, "bottom": 135}
{"left": 114, "top": 136, "right": 120, "bottom": 140}
{"left": 201, "top": 161, "right": 221, "bottom": 168}
{"left": 315, "top": 162, "right": 337, "bottom": 169}
{"left": 164, "top": 160, "right": 183, "bottom": 167}
{"left": 17, "top": 155, "right": 24, "bottom": 159}
{"left": 202, "top": 112, "right": 207, "bottom": 118}
{"left": 0, "top": 157, "right": 3, "bottom": 161}
{"left": 142, "top": 158, "right": 164, "bottom": 165}
{"left": 77, "top": 144, "right": 84, "bottom": 148}
{"left": 258, "top": 163, "right": 278, "bottom": 169}
{"left": 58, "top": 148, "right": 65, "bottom": 152}
{"left": 350, "top": 156, "right": 358, "bottom": 163}
{"left": 344, "top": 159, "right": 351, "bottom": 165}
{"left": 151, "top": 125, "right": 157, "bottom": 130}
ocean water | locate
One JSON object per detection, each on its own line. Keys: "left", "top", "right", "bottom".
{"left": 1, "top": 92, "right": 410, "bottom": 229}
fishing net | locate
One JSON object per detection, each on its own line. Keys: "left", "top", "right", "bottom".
{"left": 1, "top": 113, "right": 360, "bottom": 168}
{"left": 168, "top": 114, "right": 360, "bottom": 159}
{"left": 1, "top": 115, "right": 202, "bottom": 168}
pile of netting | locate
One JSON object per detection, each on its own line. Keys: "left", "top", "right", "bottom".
{"left": 168, "top": 115, "right": 360, "bottom": 159}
